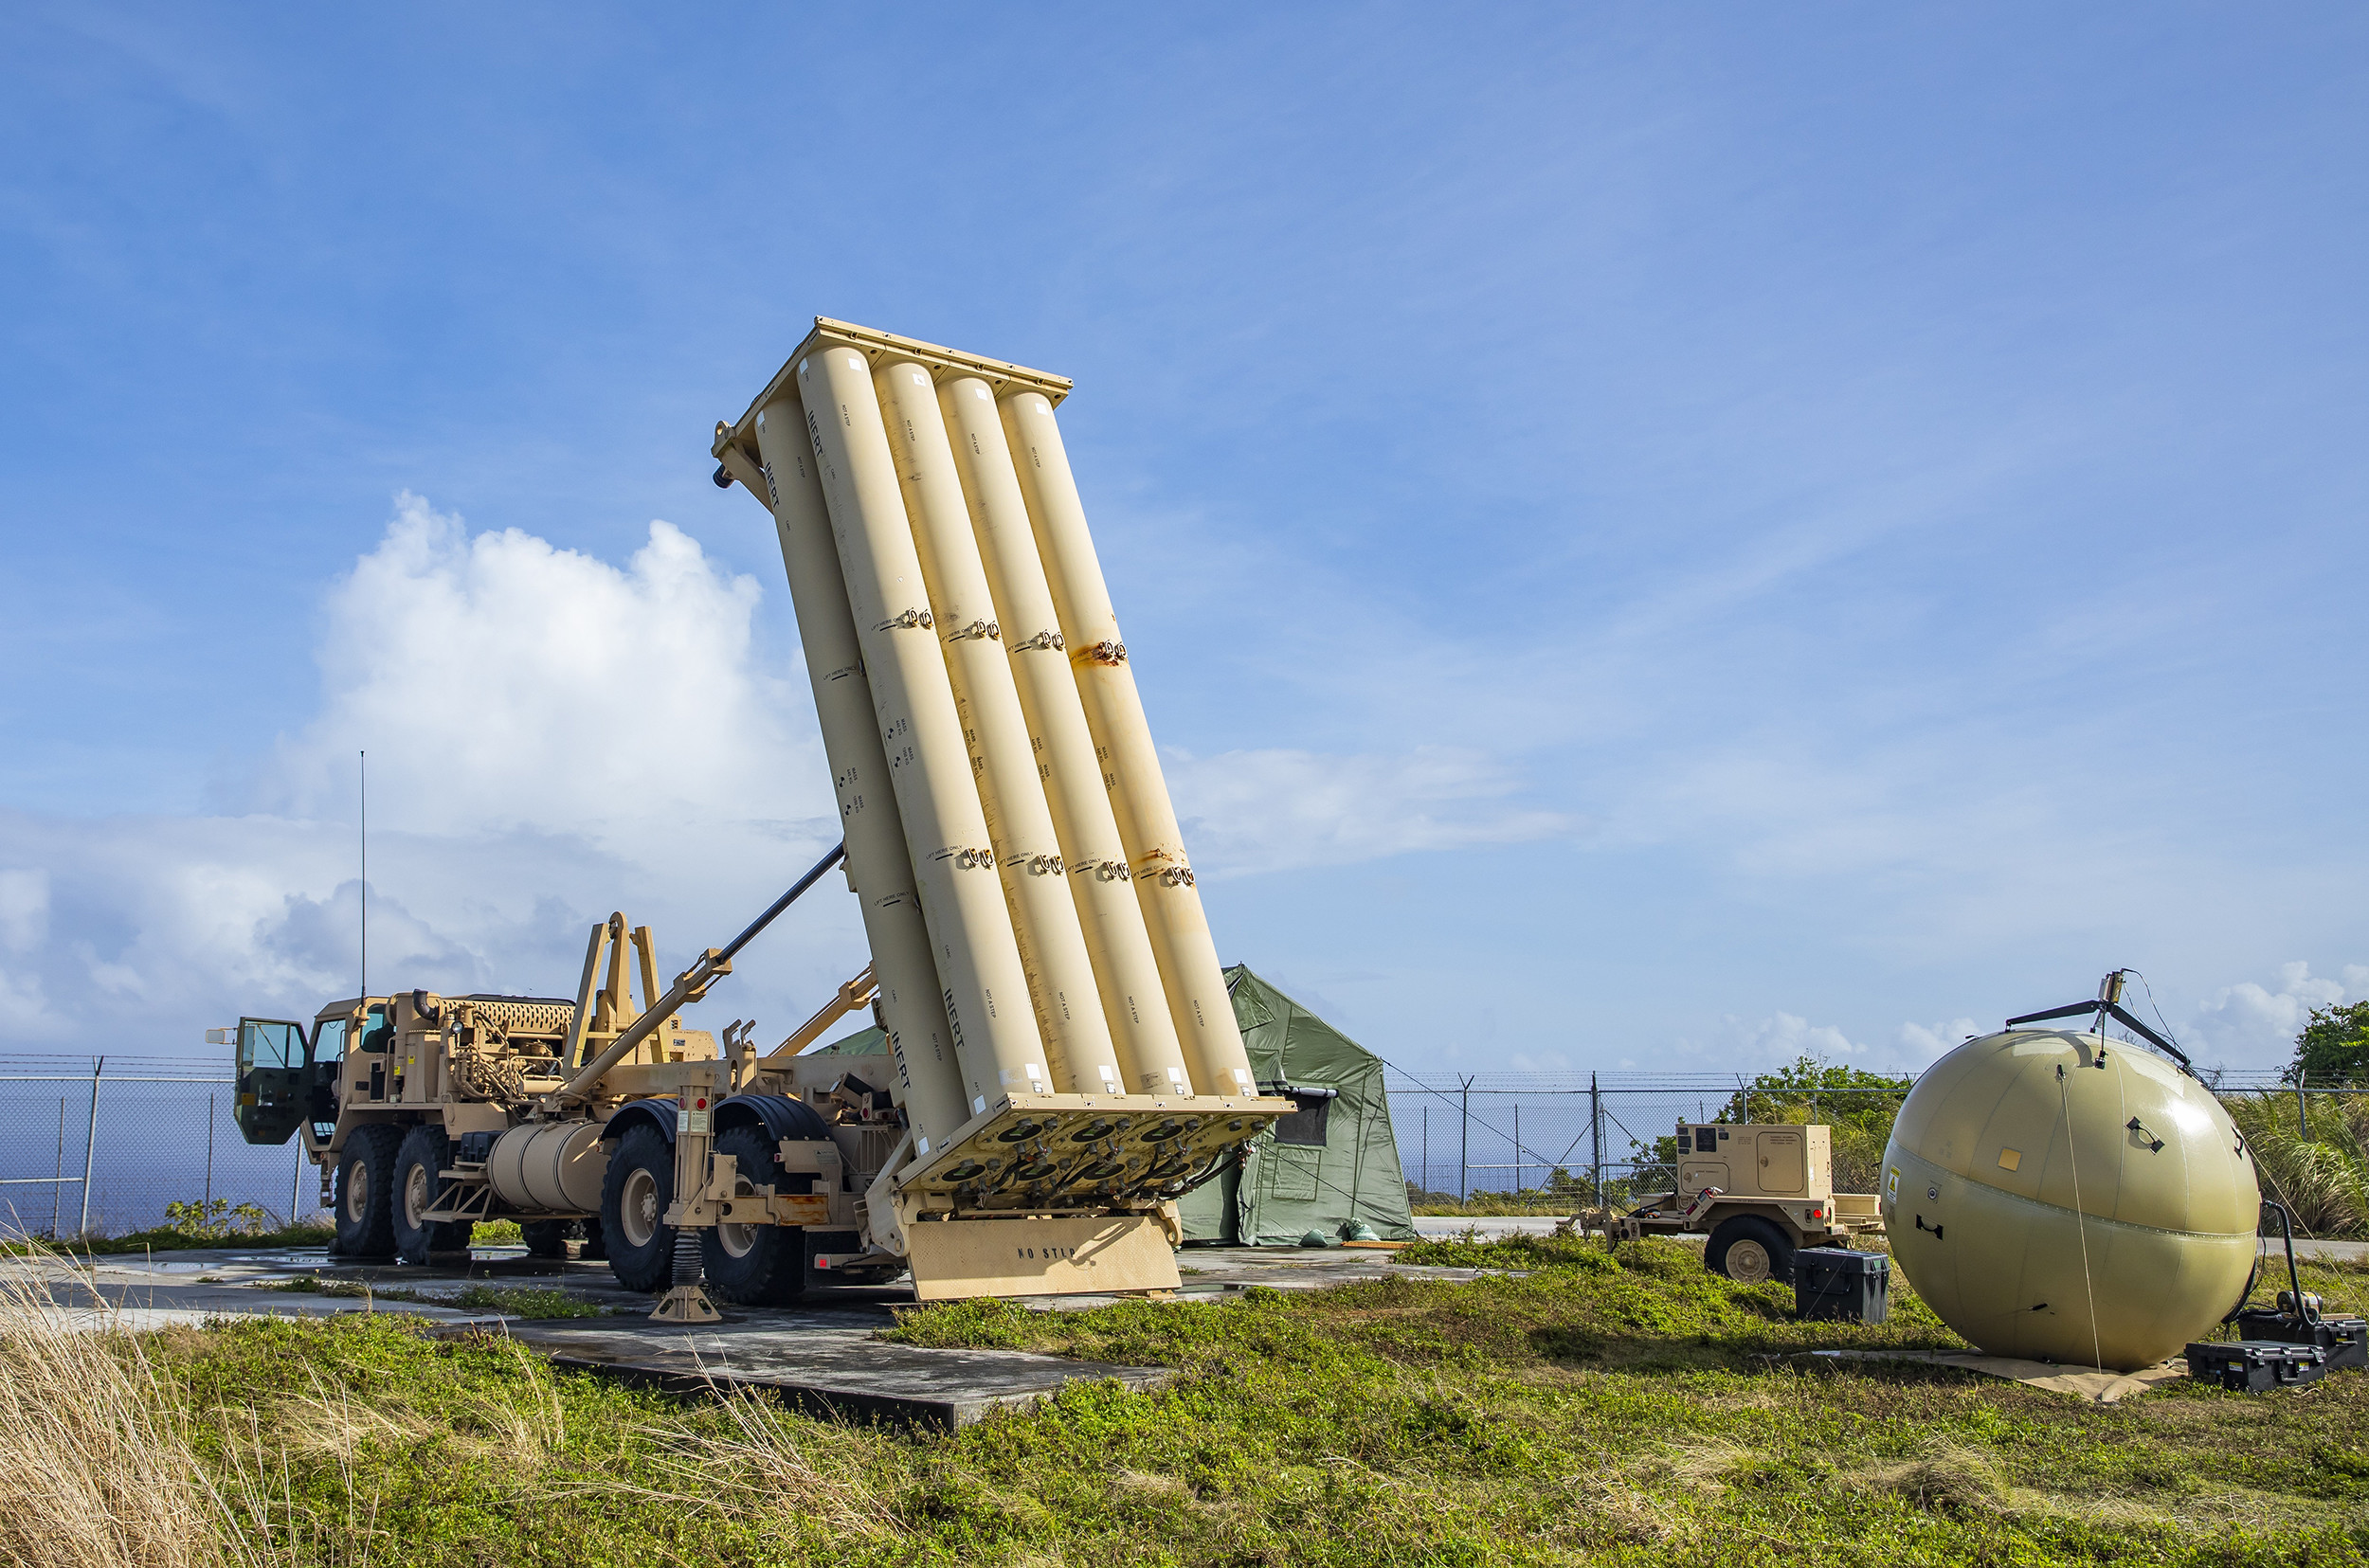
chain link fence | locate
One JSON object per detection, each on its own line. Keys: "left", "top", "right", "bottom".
{"left": 1385, "top": 1071, "right": 1913, "bottom": 1206}
{"left": 0, "top": 1055, "right": 322, "bottom": 1239}
{"left": 0, "top": 1052, "right": 2340, "bottom": 1237}
{"left": 1383, "top": 1066, "right": 2341, "bottom": 1210}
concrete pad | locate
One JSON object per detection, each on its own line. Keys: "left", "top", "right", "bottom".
{"left": 494, "top": 1308, "right": 1166, "bottom": 1428}
{"left": 1411, "top": 1216, "right": 1569, "bottom": 1240}
{"left": 7, "top": 1236, "right": 1503, "bottom": 1428}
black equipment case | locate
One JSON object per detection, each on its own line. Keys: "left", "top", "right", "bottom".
{"left": 2184, "top": 1340, "right": 2331, "bottom": 1393}
{"left": 2233, "top": 1308, "right": 2369, "bottom": 1370}
{"left": 1795, "top": 1248, "right": 1889, "bottom": 1324}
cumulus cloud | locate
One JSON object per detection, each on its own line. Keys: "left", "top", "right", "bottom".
{"left": 1169, "top": 745, "right": 1571, "bottom": 874}
{"left": 1640, "top": 1008, "right": 1980, "bottom": 1076}
{"left": 2187, "top": 961, "right": 2369, "bottom": 1072}
{"left": 253, "top": 494, "right": 829, "bottom": 847}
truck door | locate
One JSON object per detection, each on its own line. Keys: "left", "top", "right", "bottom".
{"left": 233, "top": 1018, "right": 311, "bottom": 1145}
{"left": 1756, "top": 1130, "right": 1805, "bottom": 1194}
{"left": 306, "top": 1015, "right": 351, "bottom": 1141}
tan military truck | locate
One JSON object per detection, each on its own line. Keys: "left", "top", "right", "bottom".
{"left": 230, "top": 852, "right": 1283, "bottom": 1318}
{"left": 226, "top": 863, "right": 891, "bottom": 1307}
{"left": 1597, "top": 1122, "right": 1884, "bottom": 1283}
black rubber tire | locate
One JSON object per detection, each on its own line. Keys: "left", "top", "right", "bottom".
{"left": 701, "top": 1125, "right": 814, "bottom": 1307}
{"left": 391, "top": 1124, "right": 475, "bottom": 1264}
{"left": 579, "top": 1216, "right": 607, "bottom": 1261}
{"left": 600, "top": 1124, "right": 676, "bottom": 1292}
{"left": 519, "top": 1219, "right": 572, "bottom": 1259}
{"left": 1706, "top": 1216, "right": 1797, "bottom": 1285}
{"left": 331, "top": 1124, "right": 402, "bottom": 1257}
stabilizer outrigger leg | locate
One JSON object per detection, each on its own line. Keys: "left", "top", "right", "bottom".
{"left": 651, "top": 1229, "right": 720, "bottom": 1325}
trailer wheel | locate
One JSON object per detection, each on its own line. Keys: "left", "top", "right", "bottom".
{"left": 392, "top": 1125, "right": 475, "bottom": 1264}
{"left": 1706, "top": 1216, "right": 1796, "bottom": 1285}
{"left": 519, "top": 1219, "right": 571, "bottom": 1258}
{"left": 701, "top": 1125, "right": 809, "bottom": 1307}
{"left": 331, "top": 1125, "right": 402, "bottom": 1257}
{"left": 600, "top": 1124, "right": 675, "bottom": 1292}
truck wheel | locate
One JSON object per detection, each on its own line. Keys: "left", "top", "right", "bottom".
{"left": 391, "top": 1125, "right": 475, "bottom": 1264}
{"left": 601, "top": 1124, "right": 675, "bottom": 1292}
{"left": 519, "top": 1219, "right": 571, "bottom": 1258}
{"left": 702, "top": 1125, "right": 808, "bottom": 1307}
{"left": 1707, "top": 1216, "right": 1797, "bottom": 1285}
{"left": 332, "top": 1125, "right": 402, "bottom": 1257}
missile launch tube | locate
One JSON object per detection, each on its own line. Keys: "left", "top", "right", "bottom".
{"left": 744, "top": 403, "right": 969, "bottom": 1151}
{"left": 997, "top": 389, "right": 1256, "bottom": 1098}
{"left": 874, "top": 361, "right": 1123, "bottom": 1096}
{"left": 800, "top": 347, "right": 1050, "bottom": 1114}
{"left": 938, "top": 375, "right": 1194, "bottom": 1098}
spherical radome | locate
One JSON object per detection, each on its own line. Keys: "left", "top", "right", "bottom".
{"left": 1879, "top": 1028, "right": 2258, "bottom": 1372}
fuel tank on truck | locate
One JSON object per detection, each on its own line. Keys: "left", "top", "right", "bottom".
{"left": 1880, "top": 1028, "right": 2259, "bottom": 1372}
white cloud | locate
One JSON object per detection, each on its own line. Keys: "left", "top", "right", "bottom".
{"left": 1895, "top": 1017, "right": 1982, "bottom": 1068}
{"left": 1169, "top": 745, "right": 1571, "bottom": 874}
{"left": 0, "top": 870, "right": 47, "bottom": 953}
{"left": 2187, "top": 961, "right": 2368, "bottom": 1072}
{"left": 255, "top": 493, "right": 828, "bottom": 850}
{"left": 1648, "top": 1008, "right": 1980, "bottom": 1077}
{"left": 0, "top": 867, "right": 50, "bottom": 1031}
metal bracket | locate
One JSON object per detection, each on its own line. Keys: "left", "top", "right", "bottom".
{"left": 650, "top": 1285, "right": 720, "bottom": 1325}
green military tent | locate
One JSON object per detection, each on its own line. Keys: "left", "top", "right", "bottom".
{"left": 1176, "top": 966, "right": 1417, "bottom": 1246}
{"left": 811, "top": 965, "right": 1416, "bottom": 1247}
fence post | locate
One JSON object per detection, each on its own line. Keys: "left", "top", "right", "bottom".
{"left": 1513, "top": 1102, "right": 1522, "bottom": 1196}
{"left": 51, "top": 1097, "right": 64, "bottom": 1237}
{"left": 1458, "top": 1076, "right": 1473, "bottom": 1203}
{"left": 1420, "top": 1106, "right": 1428, "bottom": 1198}
{"left": 77, "top": 1055, "right": 102, "bottom": 1238}
{"left": 1589, "top": 1072, "right": 1601, "bottom": 1212}
{"left": 205, "top": 1092, "right": 216, "bottom": 1208}
{"left": 2298, "top": 1072, "right": 2310, "bottom": 1141}
{"left": 290, "top": 1143, "right": 302, "bottom": 1228}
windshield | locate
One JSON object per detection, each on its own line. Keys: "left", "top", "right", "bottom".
{"left": 236, "top": 1019, "right": 307, "bottom": 1076}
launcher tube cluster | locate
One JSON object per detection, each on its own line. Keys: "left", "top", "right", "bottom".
{"left": 721, "top": 320, "right": 1257, "bottom": 1160}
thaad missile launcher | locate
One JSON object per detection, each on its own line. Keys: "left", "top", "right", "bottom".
{"left": 228, "top": 320, "right": 1289, "bottom": 1317}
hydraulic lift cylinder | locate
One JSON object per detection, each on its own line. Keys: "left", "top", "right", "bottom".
{"left": 875, "top": 361, "right": 1123, "bottom": 1096}
{"left": 744, "top": 399, "right": 969, "bottom": 1152}
{"left": 997, "top": 389, "right": 1257, "bottom": 1098}
{"left": 938, "top": 375, "right": 1194, "bottom": 1097}
{"left": 800, "top": 347, "right": 1050, "bottom": 1115}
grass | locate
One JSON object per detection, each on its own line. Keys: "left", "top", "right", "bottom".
{"left": 5, "top": 1217, "right": 338, "bottom": 1257}
{"left": 8, "top": 1235, "right": 2369, "bottom": 1564}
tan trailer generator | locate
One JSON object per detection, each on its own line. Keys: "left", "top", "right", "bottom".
{"left": 228, "top": 318, "right": 1290, "bottom": 1317}
{"left": 1593, "top": 1122, "right": 1884, "bottom": 1284}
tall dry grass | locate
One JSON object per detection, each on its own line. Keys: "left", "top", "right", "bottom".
{"left": 0, "top": 1244, "right": 248, "bottom": 1568}
{"left": 2223, "top": 1092, "right": 2369, "bottom": 1238}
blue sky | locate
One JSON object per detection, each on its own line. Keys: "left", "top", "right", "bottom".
{"left": 2, "top": 5, "right": 2363, "bottom": 1076}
